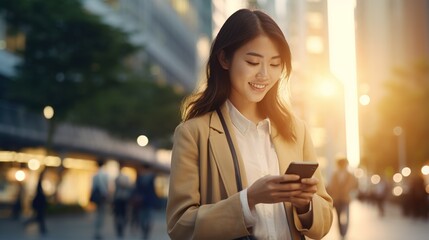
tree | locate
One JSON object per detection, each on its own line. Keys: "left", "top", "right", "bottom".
{"left": 0, "top": 0, "right": 137, "bottom": 151}
{"left": 1, "top": 0, "right": 186, "bottom": 149}
{"left": 365, "top": 60, "right": 429, "bottom": 173}
{"left": 70, "top": 77, "right": 185, "bottom": 148}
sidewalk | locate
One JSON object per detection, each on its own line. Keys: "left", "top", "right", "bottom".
{"left": 323, "top": 200, "right": 429, "bottom": 240}
{"left": 0, "top": 209, "right": 169, "bottom": 240}
{"left": 1, "top": 201, "right": 428, "bottom": 240}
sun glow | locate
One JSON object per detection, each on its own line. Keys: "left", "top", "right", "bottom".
{"left": 327, "top": 0, "right": 360, "bottom": 168}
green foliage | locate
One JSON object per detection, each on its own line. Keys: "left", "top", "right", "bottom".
{"left": 1, "top": 0, "right": 186, "bottom": 147}
{"left": 69, "top": 78, "right": 185, "bottom": 148}
{"left": 0, "top": 0, "right": 138, "bottom": 120}
{"left": 366, "top": 60, "right": 429, "bottom": 172}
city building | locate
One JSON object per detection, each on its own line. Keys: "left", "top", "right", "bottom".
{"left": 355, "top": 0, "right": 429, "bottom": 167}
{"left": 82, "top": 0, "right": 212, "bottom": 92}
{"left": 258, "top": 0, "right": 347, "bottom": 178}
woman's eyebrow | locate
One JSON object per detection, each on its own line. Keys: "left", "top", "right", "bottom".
{"left": 246, "top": 52, "right": 281, "bottom": 59}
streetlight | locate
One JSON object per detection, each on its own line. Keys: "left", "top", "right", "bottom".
{"left": 137, "top": 135, "right": 149, "bottom": 147}
{"left": 43, "top": 106, "right": 54, "bottom": 120}
{"left": 43, "top": 105, "right": 55, "bottom": 157}
{"left": 393, "top": 126, "right": 406, "bottom": 171}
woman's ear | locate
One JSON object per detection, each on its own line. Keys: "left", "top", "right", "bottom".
{"left": 218, "top": 50, "right": 230, "bottom": 70}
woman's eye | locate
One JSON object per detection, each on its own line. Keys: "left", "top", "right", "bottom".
{"left": 246, "top": 61, "right": 259, "bottom": 66}
{"left": 270, "top": 64, "right": 280, "bottom": 67}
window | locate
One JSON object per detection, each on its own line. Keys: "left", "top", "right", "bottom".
{"left": 6, "top": 32, "right": 26, "bottom": 53}
{"left": 307, "top": 12, "right": 323, "bottom": 30}
{"left": 306, "top": 36, "right": 324, "bottom": 54}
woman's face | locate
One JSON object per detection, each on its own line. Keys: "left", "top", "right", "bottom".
{"left": 226, "top": 35, "right": 282, "bottom": 108}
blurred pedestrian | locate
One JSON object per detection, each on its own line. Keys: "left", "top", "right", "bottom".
{"left": 373, "top": 175, "right": 389, "bottom": 217}
{"left": 166, "top": 8, "right": 333, "bottom": 240}
{"left": 11, "top": 181, "right": 24, "bottom": 220}
{"left": 134, "top": 164, "right": 157, "bottom": 240}
{"left": 327, "top": 157, "right": 358, "bottom": 239}
{"left": 408, "top": 173, "right": 427, "bottom": 219}
{"left": 24, "top": 168, "right": 48, "bottom": 235}
{"left": 90, "top": 159, "right": 110, "bottom": 240}
{"left": 112, "top": 162, "right": 132, "bottom": 238}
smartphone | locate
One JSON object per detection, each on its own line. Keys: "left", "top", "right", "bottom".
{"left": 284, "top": 161, "right": 319, "bottom": 183}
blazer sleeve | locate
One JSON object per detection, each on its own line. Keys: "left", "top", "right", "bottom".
{"left": 293, "top": 122, "right": 334, "bottom": 239}
{"left": 166, "top": 122, "right": 250, "bottom": 240}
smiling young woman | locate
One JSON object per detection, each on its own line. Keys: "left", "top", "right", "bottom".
{"left": 167, "top": 9, "right": 333, "bottom": 240}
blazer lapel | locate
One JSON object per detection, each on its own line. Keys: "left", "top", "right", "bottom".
{"left": 209, "top": 105, "right": 248, "bottom": 196}
{"left": 272, "top": 126, "right": 303, "bottom": 239}
{"left": 271, "top": 126, "right": 298, "bottom": 175}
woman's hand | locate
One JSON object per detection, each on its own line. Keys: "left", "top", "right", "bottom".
{"left": 290, "top": 177, "right": 319, "bottom": 213}
{"left": 247, "top": 174, "right": 319, "bottom": 212}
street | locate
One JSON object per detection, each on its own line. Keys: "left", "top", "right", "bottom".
{"left": 0, "top": 200, "right": 428, "bottom": 240}
{"left": 0, "top": 209, "right": 169, "bottom": 240}
{"left": 323, "top": 200, "right": 428, "bottom": 240}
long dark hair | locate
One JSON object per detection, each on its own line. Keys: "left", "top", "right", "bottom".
{"left": 182, "top": 9, "right": 295, "bottom": 141}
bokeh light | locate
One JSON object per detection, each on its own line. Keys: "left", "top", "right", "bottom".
{"left": 15, "top": 170, "right": 26, "bottom": 182}
{"left": 43, "top": 106, "right": 54, "bottom": 119}
{"left": 137, "top": 135, "right": 149, "bottom": 147}
{"left": 422, "top": 165, "right": 429, "bottom": 175}
{"left": 393, "top": 186, "right": 403, "bottom": 196}
{"left": 354, "top": 168, "right": 364, "bottom": 178}
{"left": 359, "top": 94, "right": 370, "bottom": 106}
{"left": 393, "top": 173, "right": 403, "bottom": 183}
{"left": 393, "top": 126, "right": 403, "bottom": 136}
{"left": 401, "top": 167, "right": 411, "bottom": 177}
{"left": 371, "top": 174, "right": 381, "bottom": 184}
{"left": 28, "top": 158, "right": 41, "bottom": 171}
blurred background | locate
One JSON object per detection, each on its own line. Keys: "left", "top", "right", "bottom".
{"left": 0, "top": 0, "right": 428, "bottom": 239}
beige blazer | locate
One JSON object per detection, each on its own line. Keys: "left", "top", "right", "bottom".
{"left": 166, "top": 104, "right": 333, "bottom": 240}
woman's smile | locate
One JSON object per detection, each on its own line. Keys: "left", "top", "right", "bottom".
{"left": 248, "top": 82, "right": 268, "bottom": 91}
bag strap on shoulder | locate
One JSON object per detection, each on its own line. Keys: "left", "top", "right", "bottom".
{"left": 216, "top": 108, "right": 243, "bottom": 191}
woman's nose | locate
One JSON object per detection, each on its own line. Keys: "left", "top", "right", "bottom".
{"left": 256, "top": 65, "right": 268, "bottom": 80}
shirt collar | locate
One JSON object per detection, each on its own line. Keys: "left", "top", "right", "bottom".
{"left": 225, "top": 100, "right": 271, "bottom": 135}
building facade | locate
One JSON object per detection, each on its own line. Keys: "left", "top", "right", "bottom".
{"left": 82, "top": 0, "right": 212, "bottom": 92}
{"left": 258, "top": 0, "right": 347, "bottom": 178}
{"left": 355, "top": 0, "right": 429, "bottom": 163}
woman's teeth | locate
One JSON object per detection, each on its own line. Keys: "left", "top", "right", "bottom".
{"left": 249, "top": 82, "right": 266, "bottom": 89}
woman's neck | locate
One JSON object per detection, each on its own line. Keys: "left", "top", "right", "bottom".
{"left": 228, "top": 99, "right": 264, "bottom": 124}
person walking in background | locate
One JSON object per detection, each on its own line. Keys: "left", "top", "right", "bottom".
{"left": 408, "top": 173, "right": 427, "bottom": 219}
{"left": 166, "top": 9, "right": 333, "bottom": 240}
{"left": 373, "top": 175, "right": 389, "bottom": 217}
{"left": 112, "top": 162, "right": 132, "bottom": 238}
{"left": 11, "top": 181, "right": 24, "bottom": 220}
{"left": 90, "top": 159, "right": 110, "bottom": 240}
{"left": 327, "top": 157, "right": 358, "bottom": 239}
{"left": 24, "top": 168, "right": 48, "bottom": 235}
{"left": 134, "top": 164, "right": 157, "bottom": 240}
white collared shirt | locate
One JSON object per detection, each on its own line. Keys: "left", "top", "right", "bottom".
{"left": 226, "top": 101, "right": 291, "bottom": 240}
